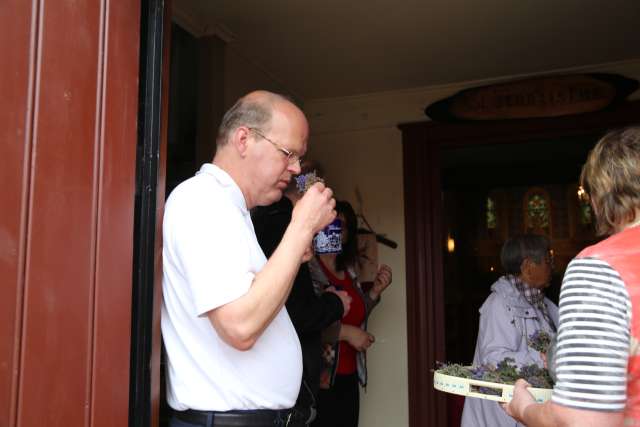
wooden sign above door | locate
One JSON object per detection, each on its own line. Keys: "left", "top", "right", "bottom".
{"left": 425, "top": 73, "right": 638, "bottom": 122}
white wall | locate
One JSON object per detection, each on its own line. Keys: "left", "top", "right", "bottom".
{"left": 306, "top": 127, "right": 408, "bottom": 427}
{"left": 304, "top": 58, "right": 640, "bottom": 427}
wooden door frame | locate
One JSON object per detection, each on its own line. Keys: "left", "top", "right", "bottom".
{"left": 399, "top": 100, "right": 640, "bottom": 427}
{"left": 129, "top": 0, "right": 171, "bottom": 426}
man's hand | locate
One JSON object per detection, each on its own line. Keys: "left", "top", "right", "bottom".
{"left": 326, "top": 286, "right": 352, "bottom": 317}
{"left": 502, "top": 379, "right": 535, "bottom": 423}
{"left": 291, "top": 182, "right": 336, "bottom": 236}
{"left": 370, "top": 264, "right": 393, "bottom": 300}
{"left": 341, "top": 325, "right": 375, "bottom": 352}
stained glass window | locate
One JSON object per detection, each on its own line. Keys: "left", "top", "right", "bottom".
{"left": 577, "top": 186, "right": 592, "bottom": 225}
{"left": 527, "top": 193, "right": 550, "bottom": 229}
{"left": 579, "top": 202, "right": 593, "bottom": 225}
{"left": 486, "top": 197, "right": 496, "bottom": 229}
{"left": 524, "top": 188, "right": 551, "bottom": 235}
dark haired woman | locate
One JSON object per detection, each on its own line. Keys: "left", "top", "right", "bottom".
{"left": 461, "top": 234, "right": 559, "bottom": 427}
{"left": 309, "top": 200, "right": 392, "bottom": 427}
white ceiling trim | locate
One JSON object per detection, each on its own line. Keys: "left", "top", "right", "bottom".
{"left": 172, "top": 2, "right": 206, "bottom": 37}
{"left": 172, "top": 3, "right": 235, "bottom": 42}
{"left": 305, "top": 58, "right": 640, "bottom": 135}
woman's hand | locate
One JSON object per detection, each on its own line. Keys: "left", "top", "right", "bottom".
{"left": 501, "top": 379, "right": 535, "bottom": 423}
{"left": 341, "top": 324, "right": 375, "bottom": 351}
{"left": 369, "top": 264, "right": 393, "bottom": 300}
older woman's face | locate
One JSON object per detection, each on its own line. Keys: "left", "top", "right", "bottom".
{"left": 521, "top": 253, "right": 553, "bottom": 289}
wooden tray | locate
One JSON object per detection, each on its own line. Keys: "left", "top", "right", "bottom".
{"left": 433, "top": 370, "right": 552, "bottom": 403}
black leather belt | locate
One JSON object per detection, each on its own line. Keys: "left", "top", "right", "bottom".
{"left": 172, "top": 408, "right": 304, "bottom": 427}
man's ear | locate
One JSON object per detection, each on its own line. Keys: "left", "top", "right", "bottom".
{"left": 231, "top": 126, "right": 251, "bottom": 158}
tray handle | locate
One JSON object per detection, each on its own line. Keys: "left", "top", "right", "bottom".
{"left": 465, "top": 378, "right": 511, "bottom": 402}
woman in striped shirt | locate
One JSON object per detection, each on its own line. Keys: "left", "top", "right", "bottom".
{"left": 505, "top": 126, "right": 640, "bottom": 427}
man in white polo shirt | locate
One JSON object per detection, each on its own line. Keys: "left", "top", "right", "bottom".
{"left": 161, "top": 90, "right": 336, "bottom": 427}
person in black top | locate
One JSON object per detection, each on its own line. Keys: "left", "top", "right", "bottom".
{"left": 252, "top": 166, "right": 351, "bottom": 426}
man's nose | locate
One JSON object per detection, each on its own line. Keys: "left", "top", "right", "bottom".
{"left": 288, "top": 159, "right": 302, "bottom": 174}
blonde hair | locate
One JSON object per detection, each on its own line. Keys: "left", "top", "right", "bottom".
{"left": 580, "top": 126, "right": 640, "bottom": 235}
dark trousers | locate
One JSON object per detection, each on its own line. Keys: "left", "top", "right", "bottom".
{"left": 312, "top": 373, "right": 359, "bottom": 427}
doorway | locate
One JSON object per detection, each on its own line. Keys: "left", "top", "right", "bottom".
{"left": 400, "top": 100, "right": 640, "bottom": 427}
{"left": 440, "top": 134, "right": 603, "bottom": 426}
{"left": 440, "top": 134, "right": 599, "bottom": 365}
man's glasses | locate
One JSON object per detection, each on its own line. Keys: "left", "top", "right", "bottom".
{"left": 248, "top": 127, "right": 302, "bottom": 165}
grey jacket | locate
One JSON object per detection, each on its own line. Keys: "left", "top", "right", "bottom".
{"left": 461, "top": 276, "right": 559, "bottom": 427}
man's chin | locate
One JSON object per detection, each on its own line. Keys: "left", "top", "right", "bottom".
{"left": 257, "top": 189, "right": 284, "bottom": 207}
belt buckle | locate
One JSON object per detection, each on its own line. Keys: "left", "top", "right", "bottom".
{"left": 284, "top": 411, "right": 293, "bottom": 427}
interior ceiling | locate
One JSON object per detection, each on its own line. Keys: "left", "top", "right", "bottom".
{"left": 441, "top": 134, "right": 594, "bottom": 168}
{"left": 177, "top": 0, "right": 640, "bottom": 101}
{"left": 440, "top": 134, "right": 597, "bottom": 189}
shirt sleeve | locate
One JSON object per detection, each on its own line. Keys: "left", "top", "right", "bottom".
{"left": 170, "top": 193, "right": 257, "bottom": 317}
{"left": 551, "top": 257, "right": 631, "bottom": 412}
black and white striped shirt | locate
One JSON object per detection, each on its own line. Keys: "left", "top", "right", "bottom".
{"left": 552, "top": 257, "right": 631, "bottom": 411}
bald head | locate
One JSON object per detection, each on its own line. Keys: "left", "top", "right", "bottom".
{"left": 216, "top": 91, "right": 299, "bottom": 147}
{"left": 212, "top": 90, "right": 309, "bottom": 209}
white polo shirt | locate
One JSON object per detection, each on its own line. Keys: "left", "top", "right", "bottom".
{"left": 161, "top": 163, "right": 302, "bottom": 411}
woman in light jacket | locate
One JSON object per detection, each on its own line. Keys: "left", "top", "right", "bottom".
{"left": 461, "top": 234, "right": 559, "bottom": 427}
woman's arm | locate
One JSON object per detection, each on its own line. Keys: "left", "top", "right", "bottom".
{"left": 368, "top": 264, "right": 392, "bottom": 301}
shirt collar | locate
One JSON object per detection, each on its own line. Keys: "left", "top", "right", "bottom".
{"left": 197, "top": 163, "right": 249, "bottom": 216}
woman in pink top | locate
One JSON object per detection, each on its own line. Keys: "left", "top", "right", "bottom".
{"left": 506, "top": 127, "right": 640, "bottom": 427}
